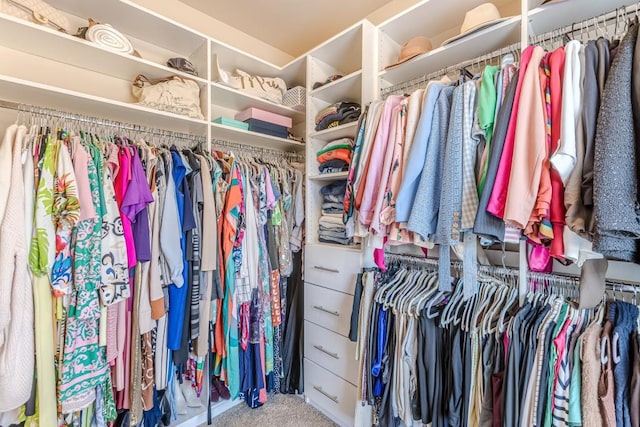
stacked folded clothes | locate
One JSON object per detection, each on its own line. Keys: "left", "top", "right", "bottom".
{"left": 315, "top": 101, "right": 361, "bottom": 131}
{"left": 318, "top": 181, "right": 352, "bottom": 245}
{"left": 317, "top": 137, "right": 353, "bottom": 174}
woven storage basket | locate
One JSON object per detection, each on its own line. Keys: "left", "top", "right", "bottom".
{"left": 283, "top": 86, "right": 306, "bottom": 111}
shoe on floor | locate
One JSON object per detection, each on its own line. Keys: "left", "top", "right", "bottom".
{"left": 180, "top": 380, "right": 202, "bottom": 408}
{"left": 210, "top": 376, "right": 220, "bottom": 403}
{"left": 213, "top": 377, "right": 231, "bottom": 400}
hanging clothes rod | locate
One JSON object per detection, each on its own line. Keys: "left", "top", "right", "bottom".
{"left": 530, "top": 2, "right": 640, "bottom": 47}
{"left": 211, "top": 138, "right": 305, "bottom": 161}
{"left": 0, "top": 99, "right": 307, "bottom": 159}
{"left": 0, "top": 99, "right": 206, "bottom": 143}
{"left": 380, "top": 41, "right": 522, "bottom": 98}
{"left": 385, "top": 252, "right": 640, "bottom": 293}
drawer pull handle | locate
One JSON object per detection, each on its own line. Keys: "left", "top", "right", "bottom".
{"left": 312, "top": 305, "right": 339, "bottom": 317}
{"left": 313, "top": 265, "right": 340, "bottom": 273}
{"left": 313, "top": 385, "right": 339, "bottom": 404}
{"left": 313, "top": 344, "right": 339, "bottom": 360}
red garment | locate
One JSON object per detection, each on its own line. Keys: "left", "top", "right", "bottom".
{"left": 487, "top": 46, "right": 534, "bottom": 219}
{"left": 549, "top": 47, "right": 566, "bottom": 260}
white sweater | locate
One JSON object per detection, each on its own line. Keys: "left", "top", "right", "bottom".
{"left": 0, "top": 125, "right": 34, "bottom": 411}
{"left": 0, "top": 125, "right": 17, "bottom": 226}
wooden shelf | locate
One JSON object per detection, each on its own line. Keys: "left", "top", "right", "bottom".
{"left": 379, "top": 16, "right": 522, "bottom": 86}
{"left": 210, "top": 82, "right": 304, "bottom": 120}
{"left": 310, "top": 70, "right": 362, "bottom": 103}
{"left": 308, "top": 172, "right": 349, "bottom": 181}
{"left": 0, "top": 74, "right": 209, "bottom": 134}
{"left": 0, "top": 13, "right": 209, "bottom": 86}
{"left": 210, "top": 122, "right": 305, "bottom": 152}
{"left": 310, "top": 122, "right": 358, "bottom": 142}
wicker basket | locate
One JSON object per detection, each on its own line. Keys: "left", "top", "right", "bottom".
{"left": 283, "top": 86, "right": 306, "bottom": 111}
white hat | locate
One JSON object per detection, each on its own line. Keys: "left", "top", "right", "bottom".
{"left": 441, "top": 3, "right": 509, "bottom": 46}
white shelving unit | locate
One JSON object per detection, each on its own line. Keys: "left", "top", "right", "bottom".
{"left": 210, "top": 122, "right": 305, "bottom": 152}
{"left": 210, "top": 82, "right": 304, "bottom": 118}
{"left": 0, "top": 0, "right": 308, "bottom": 153}
{"left": 527, "top": 0, "right": 638, "bottom": 37}
{"left": 377, "top": 0, "right": 522, "bottom": 87}
{"left": 309, "top": 70, "right": 363, "bottom": 103}
{"left": 308, "top": 171, "right": 349, "bottom": 182}
{"left": 309, "top": 122, "right": 359, "bottom": 142}
{"left": 0, "top": 74, "right": 209, "bottom": 133}
{"left": 301, "top": 19, "right": 378, "bottom": 427}
{"left": 380, "top": 16, "right": 521, "bottom": 86}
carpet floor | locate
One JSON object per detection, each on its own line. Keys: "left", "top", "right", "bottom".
{"left": 205, "top": 394, "right": 337, "bottom": 427}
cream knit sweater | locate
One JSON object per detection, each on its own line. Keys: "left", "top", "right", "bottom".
{"left": 0, "top": 125, "right": 34, "bottom": 411}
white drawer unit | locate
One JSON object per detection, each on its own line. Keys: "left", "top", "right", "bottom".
{"left": 304, "top": 283, "right": 354, "bottom": 337}
{"left": 304, "top": 243, "right": 361, "bottom": 294}
{"left": 304, "top": 358, "right": 357, "bottom": 427}
{"left": 304, "top": 321, "right": 358, "bottom": 385}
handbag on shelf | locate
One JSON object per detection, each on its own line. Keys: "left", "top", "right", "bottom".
{"left": 212, "top": 54, "right": 287, "bottom": 104}
{"left": 0, "top": 0, "right": 71, "bottom": 33}
{"left": 132, "top": 74, "right": 204, "bottom": 120}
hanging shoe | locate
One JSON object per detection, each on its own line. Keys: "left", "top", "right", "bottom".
{"left": 213, "top": 377, "right": 231, "bottom": 400}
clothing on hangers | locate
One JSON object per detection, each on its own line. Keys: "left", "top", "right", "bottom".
{"left": 354, "top": 259, "right": 640, "bottom": 427}
{"left": 0, "top": 111, "right": 306, "bottom": 425}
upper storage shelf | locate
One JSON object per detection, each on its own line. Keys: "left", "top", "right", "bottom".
{"left": 211, "top": 82, "right": 304, "bottom": 120}
{"left": 527, "top": 0, "right": 638, "bottom": 38}
{"left": 0, "top": 13, "right": 208, "bottom": 87}
{"left": 48, "top": 0, "right": 207, "bottom": 58}
{"left": 378, "top": 0, "right": 522, "bottom": 85}
{"left": 0, "top": 74, "right": 208, "bottom": 133}
{"left": 306, "top": 23, "right": 364, "bottom": 78}
{"left": 380, "top": 16, "right": 521, "bottom": 86}
{"left": 211, "top": 41, "right": 307, "bottom": 88}
{"left": 310, "top": 70, "right": 363, "bottom": 103}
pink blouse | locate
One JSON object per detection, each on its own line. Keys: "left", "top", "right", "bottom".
{"left": 487, "top": 46, "right": 534, "bottom": 219}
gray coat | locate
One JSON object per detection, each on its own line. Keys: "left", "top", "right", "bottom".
{"left": 593, "top": 23, "right": 640, "bottom": 261}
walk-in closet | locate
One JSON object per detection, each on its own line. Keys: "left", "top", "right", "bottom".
{"left": 1, "top": 0, "right": 640, "bottom": 426}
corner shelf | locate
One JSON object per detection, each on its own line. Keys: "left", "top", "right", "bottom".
{"left": 210, "top": 82, "right": 304, "bottom": 120}
{"left": 0, "top": 13, "right": 209, "bottom": 86}
{"left": 379, "top": 16, "right": 522, "bottom": 86}
{"left": 308, "top": 171, "right": 349, "bottom": 181}
{"left": 210, "top": 122, "right": 305, "bottom": 152}
{"left": 309, "top": 70, "right": 362, "bottom": 103}
{"left": 310, "top": 122, "right": 358, "bottom": 142}
{"left": 0, "top": 74, "right": 209, "bottom": 134}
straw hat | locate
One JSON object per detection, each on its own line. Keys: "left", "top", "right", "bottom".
{"left": 442, "top": 3, "right": 509, "bottom": 46}
{"left": 385, "top": 36, "right": 432, "bottom": 69}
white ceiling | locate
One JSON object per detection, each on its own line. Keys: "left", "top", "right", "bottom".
{"left": 180, "top": 0, "right": 395, "bottom": 56}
